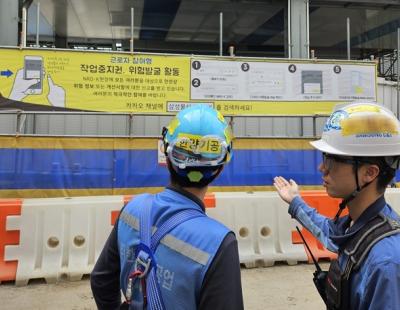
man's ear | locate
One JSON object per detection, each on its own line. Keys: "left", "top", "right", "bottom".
{"left": 363, "top": 164, "right": 380, "bottom": 182}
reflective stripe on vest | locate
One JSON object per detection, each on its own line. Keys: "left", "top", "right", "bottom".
{"left": 120, "top": 211, "right": 210, "bottom": 266}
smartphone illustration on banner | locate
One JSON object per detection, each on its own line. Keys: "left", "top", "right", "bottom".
{"left": 24, "top": 56, "right": 43, "bottom": 95}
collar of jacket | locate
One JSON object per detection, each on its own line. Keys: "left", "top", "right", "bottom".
{"left": 166, "top": 184, "right": 206, "bottom": 212}
{"left": 330, "top": 195, "right": 386, "bottom": 248}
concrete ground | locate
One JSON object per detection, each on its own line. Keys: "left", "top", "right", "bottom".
{"left": 0, "top": 263, "right": 327, "bottom": 309}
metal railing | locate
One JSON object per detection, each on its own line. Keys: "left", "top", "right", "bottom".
{"left": 0, "top": 110, "right": 330, "bottom": 139}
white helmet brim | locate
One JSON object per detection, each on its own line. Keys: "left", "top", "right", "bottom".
{"left": 310, "top": 139, "right": 349, "bottom": 155}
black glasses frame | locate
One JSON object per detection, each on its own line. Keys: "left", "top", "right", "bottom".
{"left": 321, "top": 153, "right": 358, "bottom": 171}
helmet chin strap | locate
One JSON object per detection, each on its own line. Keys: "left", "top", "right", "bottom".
{"left": 333, "top": 160, "right": 373, "bottom": 223}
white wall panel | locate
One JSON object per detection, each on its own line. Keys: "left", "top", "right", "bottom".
{"left": 0, "top": 114, "right": 16, "bottom": 134}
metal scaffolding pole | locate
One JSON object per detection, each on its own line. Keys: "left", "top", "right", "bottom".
{"left": 21, "top": 7, "right": 27, "bottom": 47}
{"left": 347, "top": 17, "right": 351, "bottom": 60}
{"left": 36, "top": 2, "right": 40, "bottom": 47}
{"left": 21, "top": 0, "right": 33, "bottom": 48}
{"left": 397, "top": 28, "right": 400, "bottom": 117}
{"left": 288, "top": 0, "right": 292, "bottom": 59}
{"left": 130, "top": 7, "right": 134, "bottom": 53}
{"left": 219, "top": 12, "right": 223, "bottom": 56}
{"left": 305, "top": 0, "right": 310, "bottom": 59}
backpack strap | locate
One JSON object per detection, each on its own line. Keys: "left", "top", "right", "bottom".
{"left": 325, "top": 213, "right": 400, "bottom": 310}
{"left": 128, "top": 194, "right": 205, "bottom": 310}
{"left": 342, "top": 213, "right": 400, "bottom": 279}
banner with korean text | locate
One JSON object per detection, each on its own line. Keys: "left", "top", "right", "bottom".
{"left": 0, "top": 47, "right": 377, "bottom": 115}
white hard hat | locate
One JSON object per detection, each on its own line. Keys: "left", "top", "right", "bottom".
{"left": 311, "top": 102, "right": 400, "bottom": 157}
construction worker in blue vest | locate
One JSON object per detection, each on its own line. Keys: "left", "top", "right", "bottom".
{"left": 91, "top": 104, "right": 244, "bottom": 310}
{"left": 274, "top": 102, "right": 400, "bottom": 309}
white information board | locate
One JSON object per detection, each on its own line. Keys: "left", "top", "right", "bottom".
{"left": 190, "top": 59, "right": 376, "bottom": 102}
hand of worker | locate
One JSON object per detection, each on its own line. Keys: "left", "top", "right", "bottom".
{"left": 273, "top": 176, "right": 300, "bottom": 204}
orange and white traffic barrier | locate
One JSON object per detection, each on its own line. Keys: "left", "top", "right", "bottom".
{"left": 207, "top": 192, "right": 308, "bottom": 268}
{"left": 3, "top": 190, "right": 397, "bottom": 285}
{"left": 0, "top": 199, "right": 22, "bottom": 283}
{"left": 256, "top": 192, "right": 309, "bottom": 266}
{"left": 4, "top": 196, "right": 125, "bottom": 286}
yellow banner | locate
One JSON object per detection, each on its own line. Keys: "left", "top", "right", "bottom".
{"left": 0, "top": 48, "right": 377, "bottom": 115}
{"left": 0, "top": 48, "right": 190, "bottom": 113}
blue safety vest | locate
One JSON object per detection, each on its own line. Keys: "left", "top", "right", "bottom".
{"left": 117, "top": 189, "right": 230, "bottom": 310}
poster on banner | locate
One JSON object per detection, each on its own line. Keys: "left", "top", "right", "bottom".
{"left": 190, "top": 59, "right": 376, "bottom": 102}
{"left": 190, "top": 59, "right": 377, "bottom": 114}
{"left": 0, "top": 48, "right": 190, "bottom": 113}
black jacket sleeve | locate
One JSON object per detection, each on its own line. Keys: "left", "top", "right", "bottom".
{"left": 90, "top": 223, "right": 122, "bottom": 310}
{"left": 199, "top": 232, "right": 244, "bottom": 310}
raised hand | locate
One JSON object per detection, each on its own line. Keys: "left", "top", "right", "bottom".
{"left": 273, "top": 176, "right": 300, "bottom": 204}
